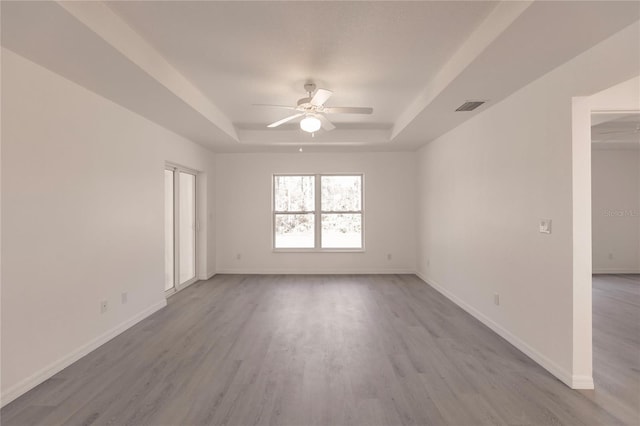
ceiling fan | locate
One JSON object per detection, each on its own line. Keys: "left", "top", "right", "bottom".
{"left": 254, "top": 83, "right": 373, "bottom": 133}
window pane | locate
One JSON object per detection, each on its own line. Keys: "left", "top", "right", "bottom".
{"left": 164, "top": 170, "right": 174, "bottom": 291}
{"left": 274, "top": 175, "right": 315, "bottom": 212}
{"left": 321, "top": 176, "right": 361, "bottom": 212}
{"left": 275, "top": 214, "right": 315, "bottom": 248}
{"left": 321, "top": 214, "right": 362, "bottom": 248}
{"left": 179, "top": 172, "right": 196, "bottom": 284}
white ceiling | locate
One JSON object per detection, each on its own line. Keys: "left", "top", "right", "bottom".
{"left": 2, "top": 1, "right": 639, "bottom": 152}
{"left": 107, "top": 1, "right": 496, "bottom": 127}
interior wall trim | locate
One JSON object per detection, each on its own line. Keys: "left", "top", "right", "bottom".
{"left": 214, "top": 269, "right": 416, "bottom": 275}
{"left": 1, "top": 300, "right": 167, "bottom": 407}
{"left": 592, "top": 269, "right": 640, "bottom": 274}
{"left": 415, "top": 272, "right": 594, "bottom": 390}
{"left": 200, "top": 271, "right": 216, "bottom": 280}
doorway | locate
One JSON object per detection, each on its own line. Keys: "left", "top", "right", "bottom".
{"left": 589, "top": 111, "right": 639, "bottom": 419}
{"left": 571, "top": 77, "right": 639, "bottom": 390}
{"left": 165, "top": 165, "right": 198, "bottom": 295}
{"left": 591, "top": 112, "right": 640, "bottom": 275}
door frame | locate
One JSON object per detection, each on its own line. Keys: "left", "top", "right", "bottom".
{"left": 571, "top": 75, "right": 640, "bottom": 389}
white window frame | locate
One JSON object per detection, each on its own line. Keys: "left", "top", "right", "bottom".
{"left": 272, "top": 173, "right": 365, "bottom": 252}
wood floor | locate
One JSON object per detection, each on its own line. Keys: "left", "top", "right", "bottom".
{"left": 589, "top": 274, "right": 640, "bottom": 424}
{"left": 2, "top": 274, "right": 638, "bottom": 425}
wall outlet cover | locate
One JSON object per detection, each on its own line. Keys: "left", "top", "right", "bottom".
{"left": 539, "top": 219, "right": 552, "bottom": 234}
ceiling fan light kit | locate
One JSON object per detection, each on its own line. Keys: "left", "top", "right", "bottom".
{"left": 258, "top": 83, "right": 374, "bottom": 134}
{"left": 300, "top": 115, "right": 321, "bottom": 133}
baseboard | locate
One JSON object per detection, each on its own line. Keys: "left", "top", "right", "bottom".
{"left": 592, "top": 268, "right": 640, "bottom": 274}
{"left": 199, "top": 271, "right": 216, "bottom": 280}
{"left": 571, "top": 375, "right": 595, "bottom": 389}
{"left": 414, "top": 272, "right": 590, "bottom": 390}
{"left": 1, "top": 299, "right": 167, "bottom": 407}
{"left": 215, "top": 268, "right": 415, "bottom": 275}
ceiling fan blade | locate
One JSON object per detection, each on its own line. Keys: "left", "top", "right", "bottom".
{"left": 253, "top": 103, "right": 297, "bottom": 110}
{"left": 324, "top": 106, "right": 373, "bottom": 114}
{"left": 310, "top": 89, "right": 333, "bottom": 106}
{"left": 267, "top": 113, "right": 304, "bottom": 128}
{"left": 317, "top": 114, "right": 336, "bottom": 131}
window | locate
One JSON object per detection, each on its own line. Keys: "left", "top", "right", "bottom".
{"left": 273, "top": 174, "right": 363, "bottom": 250}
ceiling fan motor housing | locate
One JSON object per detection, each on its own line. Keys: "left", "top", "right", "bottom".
{"left": 297, "top": 97, "right": 317, "bottom": 111}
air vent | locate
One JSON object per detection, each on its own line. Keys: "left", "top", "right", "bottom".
{"left": 456, "top": 101, "right": 485, "bottom": 112}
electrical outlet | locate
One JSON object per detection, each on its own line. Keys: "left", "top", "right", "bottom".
{"left": 494, "top": 293, "right": 500, "bottom": 306}
{"left": 608, "top": 252, "right": 613, "bottom": 260}
{"left": 387, "top": 253, "right": 392, "bottom": 260}
{"left": 236, "top": 253, "right": 242, "bottom": 260}
{"left": 539, "top": 219, "right": 552, "bottom": 234}
{"left": 121, "top": 292, "right": 128, "bottom": 304}
{"left": 100, "top": 300, "right": 108, "bottom": 314}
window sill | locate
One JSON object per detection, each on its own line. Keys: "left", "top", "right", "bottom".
{"left": 273, "top": 248, "right": 365, "bottom": 253}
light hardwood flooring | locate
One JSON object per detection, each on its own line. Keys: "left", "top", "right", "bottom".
{"left": 1, "top": 274, "right": 639, "bottom": 425}
{"left": 587, "top": 274, "right": 640, "bottom": 425}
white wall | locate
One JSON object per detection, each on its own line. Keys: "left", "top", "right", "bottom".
{"left": 1, "top": 48, "right": 216, "bottom": 405}
{"left": 416, "top": 22, "right": 639, "bottom": 389}
{"left": 592, "top": 148, "right": 640, "bottom": 273}
{"left": 216, "top": 152, "right": 416, "bottom": 273}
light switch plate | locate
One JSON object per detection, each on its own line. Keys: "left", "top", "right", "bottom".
{"left": 539, "top": 219, "right": 552, "bottom": 234}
